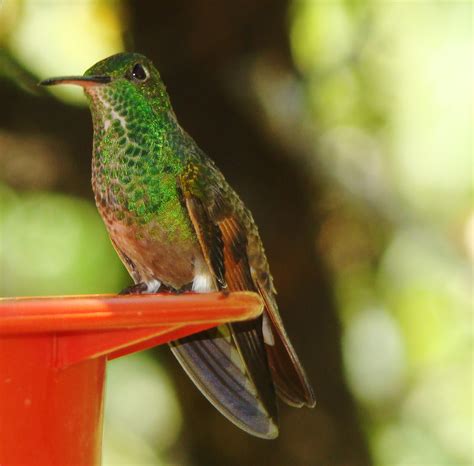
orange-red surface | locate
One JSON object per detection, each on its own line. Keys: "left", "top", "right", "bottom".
{"left": 0, "top": 292, "right": 262, "bottom": 466}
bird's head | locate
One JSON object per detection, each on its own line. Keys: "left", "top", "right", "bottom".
{"left": 40, "top": 52, "right": 172, "bottom": 122}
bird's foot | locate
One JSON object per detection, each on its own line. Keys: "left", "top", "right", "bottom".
{"left": 160, "top": 282, "right": 194, "bottom": 295}
{"left": 119, "top": 282, "right": 149, "bottom": 295}
{"left": 219, "top": 286, "right": 230, "bottom": 298}
{"left": 119, "top": 281, "right": 195, "bottom": 295}
{"left": 119, "top": 279, "right": 161, "bottom": 295}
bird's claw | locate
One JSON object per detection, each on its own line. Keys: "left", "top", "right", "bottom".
{"left": 119, "top": 282, "right": 149, "bottom": 295}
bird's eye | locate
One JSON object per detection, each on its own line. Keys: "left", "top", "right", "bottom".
{"left": 131, "top": 63, "right": 148, "bottom": 82}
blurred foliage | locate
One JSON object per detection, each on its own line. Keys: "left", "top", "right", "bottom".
{"left": 0, "top": 0, "right": 471, "bottom": 465}
{"left": 289, "top": 1, "right": 472, "bottom": 465}
{"left": 0, "top": 184, "right": 126, "bottom": 295}
{"left": 1, "top": 0, "right": 126, "bottom": 103}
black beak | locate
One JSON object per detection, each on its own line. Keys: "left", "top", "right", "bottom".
{"left": 39, "top": 75, "right": 111, "bottom": 87}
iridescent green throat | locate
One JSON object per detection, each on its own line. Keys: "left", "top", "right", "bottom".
{"left": 86, "top": 81, "right": 193, "bottom": 241}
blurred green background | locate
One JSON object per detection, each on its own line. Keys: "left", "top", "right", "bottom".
{"left": 0, "top": 1, "right": 472, "bottom": 465}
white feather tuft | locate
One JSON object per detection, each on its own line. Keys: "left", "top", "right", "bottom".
{"left": 145, "top": 279, "right": 161, "bottom": 293}
{"left": 262, "top": 313, "right": 275, "bottom": 346}
{"left": 192, "top": 272, "right": 214, "bottom": 293}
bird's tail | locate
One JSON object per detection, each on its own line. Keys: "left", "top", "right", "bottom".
{"left": 169, "top": 316, "right": 279, "bottom": 439}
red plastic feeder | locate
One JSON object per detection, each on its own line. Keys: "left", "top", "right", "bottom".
{"left": 0, "top": 292, "right": 263, "bottom": 465}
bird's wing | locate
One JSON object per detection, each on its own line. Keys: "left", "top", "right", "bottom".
{"left": 169, "top": 160, "right": 279, "bottom": 439}
{"left": 204, "top": 161, "right": 315, "bottom": 409}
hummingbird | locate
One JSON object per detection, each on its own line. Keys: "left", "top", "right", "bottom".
{"left": 40, "top": 53, "right": 315, "bottom": 439}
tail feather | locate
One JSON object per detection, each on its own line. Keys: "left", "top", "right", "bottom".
{"left": 169, "top": 320, "right": 279, "bottom": 439}
{"left": 266, "top": 324, "right": 316, "bottom": 408}
{"left": 254, "top": 278, "right": 316, "bottom": 408}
